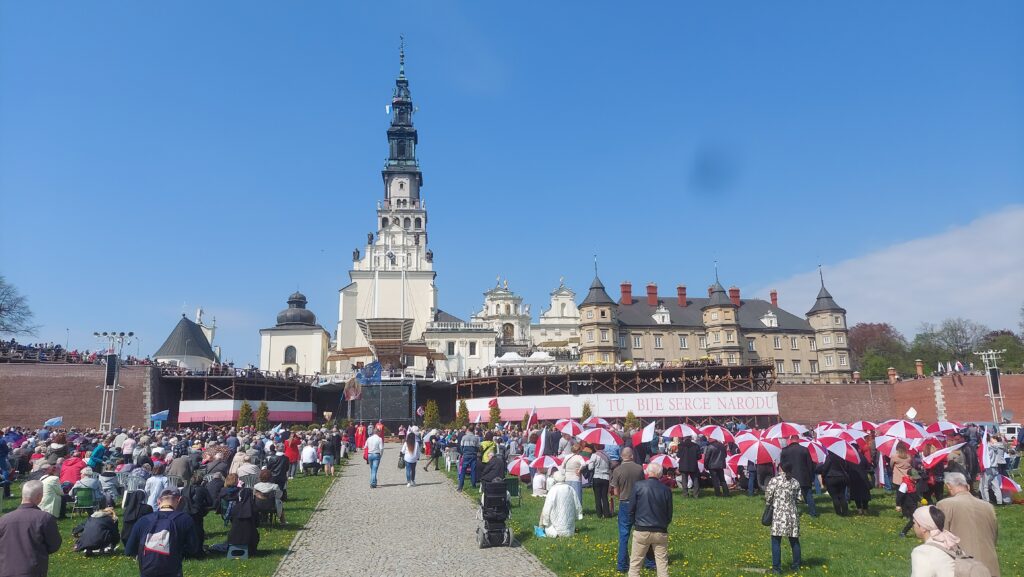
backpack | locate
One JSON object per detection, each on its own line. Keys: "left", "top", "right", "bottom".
{"left": 926, "top": 543, "right": 992, "bottom": 577}
{"left": 139, "top": 512, "right": 181, "bottom": 575}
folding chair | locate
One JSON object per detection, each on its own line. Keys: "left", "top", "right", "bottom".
{"left": 504, "top": 477, "right": 522, "bottom": 507}
{"left": 71, "top": 488, "right": 96, "bottom": 518}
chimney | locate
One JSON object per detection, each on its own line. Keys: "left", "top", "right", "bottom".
{"left": 915, "top": 359, "right": 924, "bottom": 378}
{"left": 677, "top": 285, "right": 687, "bottom": 307}
{"left": 887, "top": 367, "right": 898, "bottom": 385}
{"left": 728, "top": 286, "right": 741, "bottom": 306}
{"left": 620, "top": 281, "right": 632, "bottom": 305}
{"left": 646, "top": 283, "right": 658, "bottom": 306}
{"left": 852, "top": 370, "right": 861, "bottom": 383}
{"left": 707, "top": 285, "right": 714, "bottom": 297}
{"left": 770, "top": 289, "right": 778, "bottom": 308}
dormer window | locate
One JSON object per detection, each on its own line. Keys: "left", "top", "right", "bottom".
{"left": 710, "top": 312, "right": 719, "bottom": 321}
{"left": 652, "top": 305, "right": 670, "bottom": 325}
{"left": 760, "top": 311, "right": 778, "bottom": 328}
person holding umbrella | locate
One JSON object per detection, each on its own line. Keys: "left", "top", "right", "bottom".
{"left": 764, "top": 461, "right": 802, "bottom": 574}
{"left": 779, "top": 435, "right": 817, "bottom": 517}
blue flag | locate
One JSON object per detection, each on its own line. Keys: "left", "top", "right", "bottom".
{"left": 150, "top": 410, "right": 170, "bottom": 421}
{"left": 356, "top": 361, "right": 382, "bottom": 385}
{"left": 44, "top": 416, "right": 63, "bottom": 427}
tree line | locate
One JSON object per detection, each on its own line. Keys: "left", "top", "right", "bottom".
{"left": 848, "top": 311, "right": 1024, "bottom": 381}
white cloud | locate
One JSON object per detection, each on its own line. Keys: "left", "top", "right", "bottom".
{"left": 757, "top": 206, "right": 1024, "bottom": 338}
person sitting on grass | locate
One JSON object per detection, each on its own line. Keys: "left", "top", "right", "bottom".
{"left": 539, "top": 470, "right": 582, "bottom": 538}
{"left": 72, "top": 506, "right": 120, "bottom": 556}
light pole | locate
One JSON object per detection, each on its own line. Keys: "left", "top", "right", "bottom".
{"left": 93, "top": 331, "right": 134, "bottom": 433}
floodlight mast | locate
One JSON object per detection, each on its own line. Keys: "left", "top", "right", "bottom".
{"left": 95, "top": 331, "right": 135, "bottom": 432}
{"left": 974, "top": 349, "right": 1006, "bottom": 425}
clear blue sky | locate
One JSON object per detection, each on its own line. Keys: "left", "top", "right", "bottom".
{"left": 2, "top": 1, "right": 1022, "bottom": 363}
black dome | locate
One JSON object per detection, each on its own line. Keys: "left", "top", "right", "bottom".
{"left": 276, "top": 292, "right": 317, "bottom": 326}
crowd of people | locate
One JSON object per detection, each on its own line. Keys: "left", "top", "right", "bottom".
{"left": 0, "top": 422, "right": 346, "bottom": 577}
{"left": 374, "top": 418, "right": 1020, "bottom": 576}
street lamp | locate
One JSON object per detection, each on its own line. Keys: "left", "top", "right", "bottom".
{"left": 93, "top": 330, "right": 135, "bottom": 432}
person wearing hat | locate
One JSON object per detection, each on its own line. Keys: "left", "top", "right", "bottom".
{"left": 125, "top": 488, "right": 200, "bottom": 576}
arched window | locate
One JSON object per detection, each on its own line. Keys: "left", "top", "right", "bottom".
{"left": 403, "top": 217, "right": 411, "bottom": 229}
{"left": 381, "top": 217, "right": 389, "bottom": 229}
{"left": 284, "top": 346, "right": 296, "bottom": 364}
{"left": 414, "top": 217, "right": 421, "bottom": 229}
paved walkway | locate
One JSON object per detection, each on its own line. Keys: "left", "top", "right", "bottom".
{"left": 275, "top": 444, "right": 555, "bottom": 577}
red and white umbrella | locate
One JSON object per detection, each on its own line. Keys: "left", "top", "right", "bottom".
{"left": 726, "top": 453, "right": 742, "bottom": 475}
{"left": 874, "top": 435, "right": 907, "bottom": 459}
{"left": 507, "top": 456, "right": 532, "bottom": 476}
{"left": 582, "top": 416, "right": 610, "bottom": 429}
{"left": 926, "top": 421, "right": 962, "bottom": 435}
{"left": 830, "top": 429, "right": 868, "bottom": 443}
{"left": 699, "top": 425, "right": 735, "bottom": 444}
{"left": 577, "top": 427, "right": 623, "bottom": 447}
{"left": 849, "top": 420, "right": 876, "bottom": 432}
{"left": 648, "top": 454, "right": 678, "bottom": 470}
{"left": 734, "top": 431, "right": 760, "bottom": 445}
{"left": 554, "top": 419, "right": 584, "bottom": 437}
{"left": 736, "top": 439, "right": 782, "bottom": 465}
{"left": 529, "top": 455, "right": 562, "bottom": 470}
{"left": 998, "top": 475, "right": 1021, "bottom": 494}
{"left": 764, "top": 422, "right": 809, "bottom": 439}
{"left": 877, "top": 420, "right": 927, "bottom": 440}
{"left": 818, "top": 437, "right": 861, "bottom": 463}
{"left": 798, "top": 439, "right": 828, "bottom": 464}
{"left": 921, "top": 443, "right": 966, "bottom": 469}
{"left": 662, "top": 423, "right": 700, "bottom": 439}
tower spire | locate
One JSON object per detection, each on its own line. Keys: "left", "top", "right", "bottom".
{"left": 714, "top": 260, "right": 719, "bottom": 283}
{"left": 399, "top": 35, "right": 406, "bottom": 78}
{"left": 818, "top": 264, "right": 824, "bottom": 288}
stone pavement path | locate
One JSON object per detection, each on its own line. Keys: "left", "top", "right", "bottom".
{"left": 275, "top": 443, "right": 556, "bottom": 577}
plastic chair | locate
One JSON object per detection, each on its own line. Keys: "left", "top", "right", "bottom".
{"left": 166, "top": 475, "right": 184, "bottom": 489}
{"left": 240, "top": 474, "right": 258, "bottom": 489}
{"left": 71, "top": 488, "right": 96, "bottom": 518}
{"left": 504, "top": 477, "right": 522, "bottom": 507}
{"left": 123, "top": 476, "right": 145, "bottom": 494}
{"left": 226, "top": 545, "right": 248, "bottom": 560}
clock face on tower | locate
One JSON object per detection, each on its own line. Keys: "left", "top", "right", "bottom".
{"left": 390, "top": 177, "right": 409, "bottom": 197}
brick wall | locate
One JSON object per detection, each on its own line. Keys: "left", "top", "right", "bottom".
{"left": 776, "top": 383, "right": 895, "bottom": 424}
{"left": 0, "top": 364, "right": 156, "bottom": 429}
{"left": 893, "top": 374, "right": 1024, "bottom": 424}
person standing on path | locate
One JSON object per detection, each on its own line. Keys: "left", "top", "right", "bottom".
{"left": 627, "top": 462, "right": 672, "bottom": 577}
{"left": 402, "top": 433, "right": 420, "bottom": 487}
{"left": 937, "top": 472, "right": 1000, "bottom": 576}
{"left": 0, "top": 480, "right": 62, "bottom": 577}
{"left": 366, "top": 427, "right": 384, "bottom": 489}
{"left": 610, "top": 447, "right": 655, "bottom": 574}
{"left": 457, "top": 426, "right": 480, "bottom": 492}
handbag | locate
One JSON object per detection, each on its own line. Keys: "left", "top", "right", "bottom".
{"left": 761, "top": 499, "right": 774, "bottom": 526}
{"left": 398, "top": 449, "right": 406, "bottom": 469}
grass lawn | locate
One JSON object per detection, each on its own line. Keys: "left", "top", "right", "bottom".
{"left": 444, "top": 466, "right": 1023, "bottom": 577}
{"left": 1, "top": 466, "right": 336, "bottom": 577}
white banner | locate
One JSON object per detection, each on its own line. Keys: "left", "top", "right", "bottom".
{"left": 465, "top": 391, "right": 777, "bottom": 420}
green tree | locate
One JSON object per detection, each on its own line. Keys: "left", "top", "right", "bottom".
{"left": 455, "top": 399, "right": 469, "bottom": 429}
{"left": 623, "top": 410, "right": 639, "bottom": 432}
{"left": 521, "top": 413, "right": 530, "bottom": 430}
{"left": 255, "top": 401, "right": 270, "bottom": 431}
{"left": 237, "top": 401, "right": 253, "bottom": 429}
{"left": 859, "top": 351, "right": 892, "bottom": 381}
{"left": 848, "top": 322, "right": 908, "bottom": 370}
{"left": 423, "top": 400, "right": 440, "bottom": 430}
{"left": 581, "top": 401, "right": 593, "bottom": 422}
{"left": 488, "top": 403, "right": 502, "bottom": 430}
{"left": 981, "top": 331, "right": 1024, "bottom": 373}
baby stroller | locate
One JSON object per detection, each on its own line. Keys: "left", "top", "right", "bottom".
{"left": 476, "top": 480, "right": 513, "bottom": 548}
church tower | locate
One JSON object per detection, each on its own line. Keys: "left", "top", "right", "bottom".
{"left": 336, "top": 41, "right": 438, "bottom": 369}
{"left": 806, "top": 271, "right": 852, "bottom": 383}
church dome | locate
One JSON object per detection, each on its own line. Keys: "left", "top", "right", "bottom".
{"left": 276, "top": 292, "right": 317, "bottom": 326}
